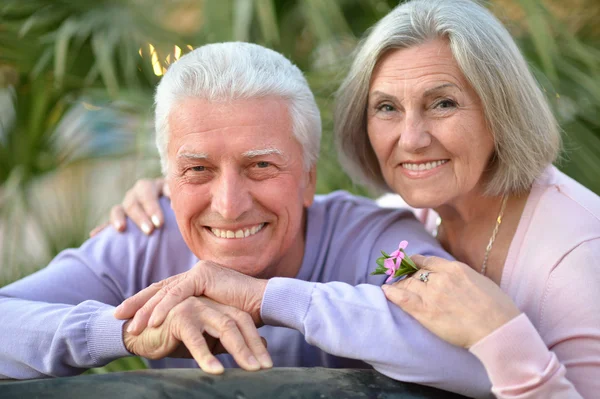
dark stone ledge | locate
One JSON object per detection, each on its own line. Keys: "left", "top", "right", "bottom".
{"left": 0, "top": 368, "right": 472, "bottom": 399}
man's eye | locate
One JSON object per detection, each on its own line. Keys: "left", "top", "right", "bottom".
{"left": 256, "top": 161, "right": 270, "bottom": 168}
{"left": 190, "top": 166, "right": 205, "bottom": 172}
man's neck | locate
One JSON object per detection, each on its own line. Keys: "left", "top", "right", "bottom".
{"left": 260, "top": 209, "right": 308, "bottom": 279}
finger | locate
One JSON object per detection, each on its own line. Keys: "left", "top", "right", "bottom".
{"left": 393, "top": 272, "right": 425, "bottom": 289}
{"left": 199, "top": 307, "right": 261, "bottom": 371}
{"left": 146, "top": 276, "right": 199, "bottom": 329}
{"left": 138, "top": 180, "right": 165, "bottom": 229}
{"left": 89, "top": 222, "right": 109, "bottom": 237}
{"left": 109, "top": 205, "right": 127, "bottom": 232}
{"left": 411, "top": 255, "right": 446, "bottom": 272}
{"left": 114, "top": 282, "right": 165, "bottom": 320}
{"left": 177, "top": 322, "right": 225, "bottom": 374}
{"left": 162, "top": 181, "right": 171, "bottom": 198}
{"left": 221, "top": 307, "right": 272, "bottom": 368}
{"left": 382, "top": 284, "right": 423, "bottom": 316}
{"left": 124, "top": 201, "right": 155, "bottom": 235}
{"left": 128, "top": 287, "right": 173, "bottom": 334}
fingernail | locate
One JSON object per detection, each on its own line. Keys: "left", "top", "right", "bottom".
{"left": 259, "top": 354, "right": 273, "bottom": 368}
{"left": 381, "top": 284, "right": 389, "bottom": 291}
{"left": 151, "top": 215, "right": 161, "bottom": 227}
{"left": 114, "top": 304, "right": 122, "bottom": 315}
{"left": 114, "top": 221, "right": 123, "bottom": 230}
{"left": 141, "top": 223, "right": 151, "bottom": 234}
{"left": 208, "top": 359, "right": 224, "bottom": 373}
{"left": 126, "top": 322, "right": 135, "bottom": 333}
{"left": 247, "top": 355, "right": 260, "bottom": 369}
{"left": 148, "top": 316, "right": 155, "bottom": 327}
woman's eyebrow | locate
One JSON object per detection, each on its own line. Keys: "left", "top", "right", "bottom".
{"left": 369, "top": 91, "right": 400, "bottom": 102}
{"left": 422, "top": 83, "right": 460, "bottom": 97}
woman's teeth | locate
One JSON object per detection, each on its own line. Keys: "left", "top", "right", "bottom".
{"left": 210, "top": 223, "right": 265, "bottom": 239}
{"left": 402, "top": 160, "right": 448, "bottom": 171}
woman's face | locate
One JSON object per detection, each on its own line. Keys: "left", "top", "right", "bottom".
{"left": 367, "top": 39, "right": 495, "bottom": 209}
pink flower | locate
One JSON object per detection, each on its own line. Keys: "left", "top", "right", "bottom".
{"left": 384, "top": 257, "right": 397, "bottom": 272}
{"left": 372, "top": 240, "right": 413, "bottom": 283}
{"left": 390, "top": 240, "right": 408, "bottom": 259}
{"left": 384, "top": 257, "right": 398, "bottom": 283}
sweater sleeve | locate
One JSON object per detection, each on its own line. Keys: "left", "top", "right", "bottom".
{"left": 469, "top": 239, "right": 600, "bottom": 399}
{"left": 262, "top": 278, "right": 492, "bottom": 398}
{"left": 0, "top": 225, "right": 149, "bottom": 379}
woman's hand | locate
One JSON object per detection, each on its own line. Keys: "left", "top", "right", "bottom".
{"left": 89, "top": 177, "right": 169, "bottom": 237}
{"left": 382, "top": 255, "right": 521, "bottom": 348}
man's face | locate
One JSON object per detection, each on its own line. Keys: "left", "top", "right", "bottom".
{"left": 166, "top": 97, "right": 316, "bottom": 278}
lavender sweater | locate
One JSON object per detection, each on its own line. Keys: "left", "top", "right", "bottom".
{"left": 0, "top": 191, "right": 491, "bottom": 397}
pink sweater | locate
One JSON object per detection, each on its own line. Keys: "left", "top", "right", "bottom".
{"left": 408, "top": 166, "right": 600, "bottom": 398}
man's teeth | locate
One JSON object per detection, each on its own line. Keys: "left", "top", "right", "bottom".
{"left": 402, "top": 160, "right": 448, "bottom": 171}
{"left": 210, "top": 223, "right": 265, "bottom": 239}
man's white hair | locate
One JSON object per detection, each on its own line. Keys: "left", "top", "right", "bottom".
{"left": 154, "top": 42, "right": 321, "bottom": 174}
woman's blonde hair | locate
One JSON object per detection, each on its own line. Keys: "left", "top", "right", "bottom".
{"left": 335, "top": 0, "right": 561, "bottom": 195}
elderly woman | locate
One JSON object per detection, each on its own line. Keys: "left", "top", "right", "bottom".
{"left": 102, "top": 0, "right": 599, "bottom": 397}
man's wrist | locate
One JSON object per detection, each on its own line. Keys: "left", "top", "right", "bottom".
{"left": 122, "top": 320, "right": 136, "bottom": 355}
{"left": 251, "top": 279, "right": 268, "bottom": 326}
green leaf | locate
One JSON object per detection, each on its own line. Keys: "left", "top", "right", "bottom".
{"left": 394, "top": 266, "right": 417, "bottom": 279}
{"left": 233, "top": 0, "right": 253, "bottom": 42}
{"left": 53, "top": 18, "right": 79, "bottom": 89}
{"left": 380, "top": 250, "right": 390, "bottom": 258}
{"left": 401, "top": 255, "right": 418, "bottom": 270}
{"left": 255, "top": 0, "right": 279, "bottom": 45}
{"left": 376, "top": 257, "right": 385, "bottom": 268}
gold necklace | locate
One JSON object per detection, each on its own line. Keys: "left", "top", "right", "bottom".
{"left": 434, "top": 195, "right": 508, "bottom": 276}
{"left": 480, "top": 195, "right": 508, "bottom": 276}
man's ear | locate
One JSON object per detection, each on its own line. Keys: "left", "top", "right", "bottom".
{"left": 302, "top": 166, "right": 317, "bottom": 207}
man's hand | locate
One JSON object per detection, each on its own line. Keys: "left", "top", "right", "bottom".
{"left": 122, "top": 296, "right": 272, "bottom": 373}
{"left": 115, "top": 261, "right": 268, "bottom": 335}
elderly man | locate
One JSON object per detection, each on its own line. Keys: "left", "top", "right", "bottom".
{"left": 0, "top": 43, "right": 489, "bottom": 397}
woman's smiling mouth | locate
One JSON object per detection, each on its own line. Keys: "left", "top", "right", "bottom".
{"left": 401, "top": 159, "right": 449, "bottom": 171}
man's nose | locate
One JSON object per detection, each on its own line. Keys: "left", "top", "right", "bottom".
{"left": 398, "top": 112, "right": 432, "bottom": 153}
{"left": 211, "top": 170, "right": 253, "bottom": 221}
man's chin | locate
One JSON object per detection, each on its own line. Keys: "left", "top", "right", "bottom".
{"left": 199, "top": 253, "right": 272, "bottom": 278}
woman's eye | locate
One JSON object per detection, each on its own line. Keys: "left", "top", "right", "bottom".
{"left": 434, "top": 99, "right": 457, "bottom": 109}
{"left": 377, "top": 103, "right": 396, "bottom": 112}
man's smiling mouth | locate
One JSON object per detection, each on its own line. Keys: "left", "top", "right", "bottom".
{"left": 209, "top": 223, "right": 266, "bottom": 239}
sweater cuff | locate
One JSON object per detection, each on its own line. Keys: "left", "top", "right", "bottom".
{"left": 469, "top": 313, "right": 552, "bottom": 387}
{"left": 260, "top": 278, "right": 316, "bottom": 334}
{"left": 86, "top": 307, "right": 132, "bottom": 366}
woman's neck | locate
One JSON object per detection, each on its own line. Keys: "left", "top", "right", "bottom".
{"left": 434, "top": 190, "right": 529, "bottom": 283}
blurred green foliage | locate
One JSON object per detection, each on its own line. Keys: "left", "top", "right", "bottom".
{"left": 0, "top": 0, "right": 598, "bottom": 372}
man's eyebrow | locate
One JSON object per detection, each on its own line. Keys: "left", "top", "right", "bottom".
{"left": 423, "top": 83, "right": 459, "bottom": 97}
{"left": 242, "top": 148, "right": 284, "bottom": 158}
{"left": 177, "top": 152, "right": 209, "bottom": 161}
